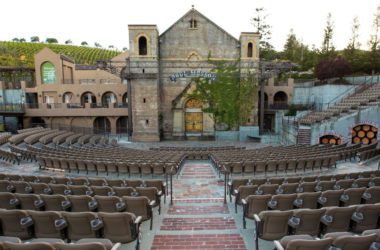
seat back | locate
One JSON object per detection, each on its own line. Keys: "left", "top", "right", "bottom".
{"left": 28, "top": 210, "right": 62, "bottom": 238}
{"left": 258, "top": 210, "right": 293, "bottom": 240}
{"left": 272, "top": 194, "right": 297, "bottom": 211}
{"left": 55, "top": 242, "right": 107, "bottom": 250}
{"left": 286, "top": 237, "right": 333, "bottom": 250}
{"left": 245, "top": 195, "right": 271, "bottom": 218}
{"left": 95, "top": 196, "right": 122, "bottom": 213}
{"left": 332, "top": 234, "right": 377, "bottom": 250}
{"left": 125, "top": 180, "right": 143, "bottom": 189}
{"left": 319, "top": 190, "right": 344, "bottom": 207}
{"left": 0, "top": 192, "right": 16, "bottom": 209}
{"left": 123, "top": 196, "right": 150, "bottom": 220}
{"left": 292, "top": 208, "right": 326, "bottom": 236}
{"left": 0, "top": 210, "right": 31, "bottom": 239}
{"left": 67, "top": 195, "right": 93, "bottom": 212}
{"left": 341, "top": 187, "right": 366, "bottom": 206}
{"left": 92, "top": 186, "right": 113, "bottom": 196}
{"left": 15, "top": 193, "right": 42, "bottom": 210}
{"left": 324, "top": 206, "right": 356, "bottom": 233}
{"left": 3, "top": 242, "right": 55, "bottom": 250}
{"left": 352, "top": 204, "right": 380, "bottom": 232}
{"left": 61, "top": 212, "right": 98, "bottom": 241}
{"left": 113, "top": 186, "right": 135, "bottom": 197}
{"left": 98, "top": 212, "right": 137, "bottom": 243}
{"left": 40, "top": 194, "right": 67, "bottom": 211}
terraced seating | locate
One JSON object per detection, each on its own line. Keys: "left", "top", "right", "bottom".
{"left": 0, "top": 132, "right": 11, "bottom": 145}
{"left": 299, "top": 83, "right": 380, "bottom": 125}
{"left": 0, "top": 148, "right": 20, "bottom": 164}
{"left": 8, "top": 128, "right": 51, "bottom": 145}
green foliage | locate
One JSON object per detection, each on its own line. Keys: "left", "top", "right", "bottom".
{"left": 191, "top": 60, "right": 257, "bottom": 130}
{"left": 0, "top": 41, "right": 120, "bottom": 67}
{"left": 251, "top": 7, "right": 274, "bottom": 56}
{"left": 45, "top": 38, "right": 58, "bottom": 44}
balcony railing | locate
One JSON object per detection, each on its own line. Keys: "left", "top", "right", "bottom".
{"left": 270, "top": 102, "right": 289, "bottom": 110}
{"left": 62, "top": 79, "right": 74, "bottom": 84}
{"left": 25, "top": 102, "right": 128, "bottom": 109}
{"left": 0, "top": 103, "right": 24, "bottom": 113}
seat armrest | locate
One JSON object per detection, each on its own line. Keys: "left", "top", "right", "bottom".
{"left": 157, "top": 191, "right": 163, "bottom": 196}
{"left": 233, "top": 189, "right": 239, "bottom": 195}
{"left": 9, "top": 198, "right": 20, "bottom": 206}
{"left": 293, "top": 198, "right": 303, "bottom": 208}
{"left": 241, "top": 199, "right": 247, "bottom": 205}
{"left": 274, "top": 240, "right": 285, "bottom": 250}
{"left": 111, "top": 243, "right": 122, "bottom": 250}
{"left": 351, "top": 212, "right": 364, "bottom": 223}
{"left": 90, "top": 218, "right": 104, "bottom": 231}
{"left": 362, "top": 192, "right": 371, "bottom": 200}
{"left": 88, "top": 200, "right": 98, "bottom": 211}
{"left": 162, "top": 183, "right": 167, "bottom": 187}
{"left": 321, "top": 215, "right": 333, "bottom": 225}
{"left": 54, "top": 218, "right": 67, "bottom": 230}
{"left": 149, "top": 200, "right": 156, "bottom": 207}
{"left": 107, "top": 191, "right": 116, "bottom": 196}
{"left": 25, "top": 185, "right": 33, "bottom": 193}
{"left": 267, "top": 200, "right": 278, "bottom": 209}
{"left": 63, "top": 189, "right": 72, "bottom": 195}
{"left": 340, "top": 194, "right": 349, "bottom": 202}
{"left": 115, "top": 202, "right": 126, "bottom": 212}
{"left": 318, "top": 196, "right": 327, "bottom": 205}
{"left": 34, "top": 199, "right": 45, "bottom": 209}
{"left": 85, "top": 190, "right": 94, "bottom": 196}
{"left": 20, "top": 216, "right": 33, "bottom": 228}
{"left": 135, "top": 216, "right": 143, "bottom": 225}
{"left": 43, "top": 187, "right": 52, "bottom": 194}
{"left": 288, "top": 216, "right": 301, "bottom": 228}
{"left": 6, "top": 185, "right": 15, "bottom": 192}
{"left": 61, "top": 200, "right": 72, "bottom": 210}
{"left": 253, "top": 214, "right": 261, "bottom": 222}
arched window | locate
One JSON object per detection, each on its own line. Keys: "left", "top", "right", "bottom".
{"left": 189, "top": 19, "right": 197, "bottom": 28}
{"left": 41, "top": 61, "right": 56, "bottom": 84}
{"left": 247, "top": 42, "right": 253, "bottom": 58}
{"left": 138, "top": 36, "right": 147, "bottom": 56}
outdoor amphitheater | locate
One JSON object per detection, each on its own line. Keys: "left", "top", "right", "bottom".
{"left": 0, "top": 127, "right": 378, "bottom": 250}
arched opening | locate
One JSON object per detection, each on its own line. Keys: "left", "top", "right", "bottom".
{"left": 101, "top": 92, "right": 116, "bottom": 107}
{"left": 62, "top": 92, "right": 73, "bottom": 104}
{"left": 247, "top": 42, "right": 253, "bottom": 57}
{"left": 31, "top": 117, "right": 46, "bottom": 127}
{"left": 81, "top": 92, "right": 96, "bottom": 106}
{"left": 122, "top": 92, "right": 128, "bottom": 107}
{"left": 116, "top": 116, "right": 128, "bottom": 134}
{"left": 352, "top": 124, "right": 378, "bottom": 145}
{"left": 319, "top": 134, "right": 342, "bottom": 145}
{"left": 185, "top": 98, "right": 203, "bottom": 134}
{"left": 273, "top": 91, "right": 288, "bottom": 109}
{"left": 93, "top": 117, "right": 111, "bottom": 134}
{"left": 41, "top": 61, "right": 56, "bottom": 84}
{"left": 138, "top": 36, "right": 147, "bottom": 56}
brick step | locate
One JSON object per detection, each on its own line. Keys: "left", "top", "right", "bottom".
{"left": 160, "top": 217, "right": 236, "bottom": 231}
{"left": 172, "top": 198, "right": 224, "bottom": 203}
{"left": 151, "top": 234, "right": 246, "bottom": 250}
{"left": 168, "top": 205, "right": 229, "bottom": 215}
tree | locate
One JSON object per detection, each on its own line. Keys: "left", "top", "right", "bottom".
{"left": 81, "top": 41, "right": 88, "bottom": 46}
{"left": 45, "top": 38, "right": 58, "bottom": 43}
{"left": 192, "top": 60, "right": 257, "bottom": 130}
{"left": 19, "top": 38, "right": 26, "bottom": 43}
{"left": 315, "top": 56, "right": 351, "bottom": 81}
{"left": 65, "top": 39, "right": 72, "bottom": 45}
{"left": 347, "top": 16, "right": 361, "bottom": 51}
{"left": 12, "top": 38, "right": 19, "bottom": 42}
{"left": 30, "top": 36, "right": 40, "bottom": 43}
{"left": 108, "top": 45, "right": 114, "bottom": 49}
{"left": 367, "top": 5, "right": 380, "bottom": 73}
{"left": 321, "top": 13, "right": 335, "bottom": 57}
{"left": 251, "top": 7, "right": 276, "bottom": 60}
{"left": 94, "top": 42, "right": 102, "bottom": 48}
{"left": 122, "top": 47, "right": 128, "bottom": 51}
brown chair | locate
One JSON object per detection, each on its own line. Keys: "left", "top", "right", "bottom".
{"left": 11, "top": 181, "right": 32, "bottom": 194}
{"left": 123, "top": 196, "right": 154, "bottom": 230}
{"left": 251, "top": 178, "right": 267, "bottom": 186}
{"left": 136, "top": 187, "right": 161, "bottom": 214}
{"left": 340, "top": 187, "right": 366, "bottom": 206}
{"left": 234, "top": 185, "right": 258, "bottom": 213}
{"left": 27, "top": 210, "right": 64, "bottom": 239}
{"left": 285, "top": 159, "right": 297, "bottom": 173}
{"left": 362, "top": 186, "right": 380, "bottom": 204}
{"left": 0, "top": 192, "right": 17, "bottom": 209}
{"left": 277, "top": 183, "right": 299, "bottom": 194}
{"left": 318, "top": 189, "right": 344, "bottom": 207}
{"left": 363, "top": 229, "right": 380, "bottom": 241}
{"left": 267, "top": 177, "right": 284, "bottom": 185}
{"left": 274, "top": 235, "right": 333, "bottom": 250}
{"left": 293, "top": 192, "right": 321, "bottom": 209}
{"left": 29, "top": 183, "right": 52, "bottom": 195}
{"left": 335, "top": 179, "right": 354, "bottom": 189}
{"left": 38, "top": 176, "right": 54, "bottom": 184}
{"left": 0, "top": 209, "right": 32, "bottom": 239}
{"left": 353, "top": 178, "right": 371, "bottom": 188}
{"left": 125, "top": 180, "right": 143, "bottom": 189}
{"left": 49, "top": 184, "right": 71, "bottom": 195}
{"left": 67, "top": 195, "right": 97, "bottom": 212}
{"left": 268, "top": 194, "right": 297, "bottom": 211}
{"left": 3, "top": 242, "right": 55, "bottom": 250}
{"left": 15, "top": 193, "right": 44, "bottom": 211}
{"left": 92, "top": 186, "right": 114, "bottom": 196}
{"left": 60, "top": 212, "right": 100, "bottom": 241}
{"left": 330, "top": 233, "right": 377, "bottom": 250}
{"left": 257, "top": 184, "right": 279, "bottom": 195}
{"left": 107, "top": 179, "right": 126, "bottom": 187}
{"left": 254, "top": 210, "right": 293, "bottom": 250}
{"left": 321, "top": 206, "right": 356, "bottom": 233}
{"left": 68, "top": 185, "right": 93, "bottom": 196}
{"left": 70, "top": 177, "right": 89, "bottom": 186}
{"left": 54, "top": 177, "right": 72, "bottom": 185}
{"left": 288, "top": 208, "right": 326, "bottom": 236}
{"left": 98, "top": 212, "right": 142, "bottom": 247}
{"left": 228, "top": 179, "right": 249, "bottom": 202}
{"left": 145, "top": 179, "right": 166, "bottom": 204}
{"left": 351, "top": 204, "right": 380, "bottom": 232}
{"left": 242, "top": 194, "right": 271, "bottom": 229}
{"left": 113, "top": 186, "right": 135, "bottom": 197}
{"left": 54, "top": 242, "right": 111, "bottom": 250}
{"left": 87, "top": 178, "right": 107, "bottom": 187}
{"left": 284, "top": 177, "right": 302, "bottom": 184}
{"left": 40, "top": 194, "right": 69, "bottom": 211}
{"left": 94, "top": 195, "right": 125, "bottom": 213}
{"left": 297, "top": 181, "right": 317, "bottom": 193}
{"left": 315, "top": 180, "right": 336, "bottom": 192}
{"left": 0, "top": 180, "right": 14, "bottom": 192}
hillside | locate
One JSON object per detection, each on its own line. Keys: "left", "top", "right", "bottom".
{"left": 0, "top": 41, "right": 121, "bottom": 67}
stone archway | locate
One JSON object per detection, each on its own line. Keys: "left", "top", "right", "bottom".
{"left": 185, "top": 98, "right": 203, "bottom": 134}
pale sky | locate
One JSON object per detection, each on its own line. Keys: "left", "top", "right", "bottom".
{"left": 1, "top": 0, "right": 379, "bottom": 51}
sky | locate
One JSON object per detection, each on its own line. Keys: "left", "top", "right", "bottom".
{"left": 1, "top": 0, "right": 379, "bottom": 51}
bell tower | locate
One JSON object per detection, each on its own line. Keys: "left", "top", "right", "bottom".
{"left": 128, "top": 25, "right": 160, "bottom": 141}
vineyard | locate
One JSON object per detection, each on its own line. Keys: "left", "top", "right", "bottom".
{"left": 0, "top": 41, "right": 121, "bottom": 67}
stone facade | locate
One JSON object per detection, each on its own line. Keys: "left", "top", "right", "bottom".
{"left": 128, "top": 8, "right": 260, "bottom": 141}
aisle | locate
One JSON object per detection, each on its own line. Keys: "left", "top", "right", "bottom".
{"left": 151, "top": 161, "right": 246, "bottom": 250}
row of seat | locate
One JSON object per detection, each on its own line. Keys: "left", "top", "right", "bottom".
{"left": 253, "top": 204, "right": 380, "bottom": 249}
{"left": 274, "top": 229, "right": 380, "bottom": 250}
{"left": 0, "top": 133, "right": 11, "bottom": 145}
{"left": 0, "top": 237, "right": 121, "bottom": 250}
{"left": 242, "top": 186, "right": 380, "bottom": 228}
{"left": 358, "top": 147, "right": 380, "bottom": 162}
{"left": 0, "top": 209, "right": 141, "bottom": 247}
{"left": 0, "top": 192, "right": 157, "bottom": 230}
{"left": 0, "top": 148, "right": 20, "bottom": 165}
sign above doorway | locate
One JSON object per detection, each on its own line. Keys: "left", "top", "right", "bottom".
{"left": 169, "top": 70, "right": 216, "bottom": 81}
